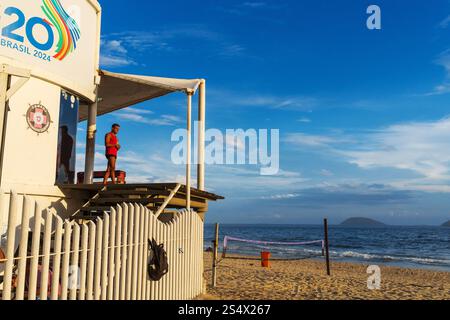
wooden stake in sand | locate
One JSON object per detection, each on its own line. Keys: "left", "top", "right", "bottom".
{"left": 212, "top": 223, "right": 220, "bottom": 287}
{"left": 324, "top": 218, "right": 331, "bottom": 276}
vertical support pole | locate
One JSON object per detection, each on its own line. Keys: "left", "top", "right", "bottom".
{"left": 324, "top": 218, "right": 331, "bottom": 276}
{"left": 211, "top": 223, "right": 219, "bottom": 288}
{"left": 186, "top": 92, "right": 192, "bottom": 211}
{"left": 197, "top": 80, "right": 206, "bottom": 191}
{"left": 84, "top": 86, "right": 98, "bottom": 184}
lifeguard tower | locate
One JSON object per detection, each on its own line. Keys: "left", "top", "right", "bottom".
{"left": 0, "top": 0, "right": 222, "bottom": 300}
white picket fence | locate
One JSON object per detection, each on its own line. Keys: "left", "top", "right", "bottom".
{"left": 0, "top": 192, "right": 205, "bottom": 300}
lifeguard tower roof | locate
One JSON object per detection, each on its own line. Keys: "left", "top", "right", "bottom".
{"left": 79, "top": 70, "right": 203, "bottom": 121}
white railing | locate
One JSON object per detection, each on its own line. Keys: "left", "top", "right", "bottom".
{"left": 0, "top": 192, "right": 204, "bottom": 300}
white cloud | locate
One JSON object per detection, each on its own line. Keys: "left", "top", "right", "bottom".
{"left": 298, "top": 117, "right": 312, "bottom": 123}
{"left": 342, "top": 118, "right": 450, "bottom": 181}
{"left": 100, "top": 39, "right": 136, "bottom": 67}
{"left": 126, "top": 107, "right": 154, "bottom": 115}
{"left": 285, "top": 117, "right": 450, "bottom": 192}
{"left": 205, "top": 165, "right": 306, "bottom": 196}
{"left": 439, "top": 15, "right": 450, "bottom": 28}
{"left": 260, "top": 193, "right": 300, "bottom": 200}
{"left": 427, "top": 49, "right": 450, "bottom": 95}
{"left": 101, "top": 25, "right": 247, "bottom": 67}
{"left": 242, "top": 2, "right": 267, "bottom": 8}
{"left": 284, "top": 133, "right": 342, "bottom": 147}
{"left": 114, "top": 112, "right": 183, "bottom": 126}
{"left": 320, "top": 169, "right": 334, "bottom": 177}
{"left": 209, "top": 88, "right": 318, "bottom": 111}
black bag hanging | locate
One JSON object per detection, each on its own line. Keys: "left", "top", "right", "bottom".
{"left": 148, "top": 238, "right": 169, "bottom": 281}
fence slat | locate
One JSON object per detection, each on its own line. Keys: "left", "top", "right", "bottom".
{"left": 169, "top": 219, "right": 175, "bottom": 300}
{"left": 125, "top": 204, "right": 134, "bottom": 300}
{"left": 149, "top": 212, "right": 156, "bottom": 300}
{"left": 39, "top": 209, "right": 53, "bottom": 300}
{"left": 15, "top": 196, "right": 33, "bottom": 300}
{"left": 69, "top": 224, "right": 80, "bottom": 300}
{"left": 107, "top": 208, "right": 116, "bottom": 300}
{"left": 200, "top": 214, "right": 205, "bottom": 295}
{"left": 50, "top": 216, "right": 63, "bottom": 300}
{"left": 86, "top": 221, "right": 96, "bottom": 300}
{"left": 93, "top": 219, "right": 103, "bottom": 300}
{"left": 177, "top": 213, "right": 182, "bottom": 300}
{"left": 136, "top": 206, "right": 142, "bottom": 300}
{"left": 163, "top": 221, "right": 169, "bottom": 299}
{"left": 60, "top": 222, "right": 73, "bottom": 300}
{"left": 139, "top": 205, "right": 147, "bottom": 300}
{"left": 189, "top": 212, "right": 194, "bottom": 298}
{"left": 120, "top": 204, "right": 128, "bottom": 300}
{"left": 173, "top": 213, "right": 180, "bottom": 300}
{"left": 131, "top": 205, "right": 140, "bottom": 300}
{"left": 191, "top": 212, "right": 195, "bottom": 297}
{"left": 142, "top": 206, "right": 149, "bottom": 300}
{"left": 177, "top": 213, "right": 183, "bottom": 300}
{"left": 2, "top": 192, "right": 18, "bottom": 301}
{"left": 184, "top": 211, "right": 189, "bottom": 300}
{"left": 78, "top": 223, "right": 89, "bottom": 300}
{"left": 114, "top": 205, "right": 122, "bottom": 300}
{"left": 27, "top": 201, "right": 43, "bottom": 300}
{"left": 155, "top": 215, "right": 164, "bottom": 300}
{"left": 100, "top": 213, "right": 110, "bottom": 300}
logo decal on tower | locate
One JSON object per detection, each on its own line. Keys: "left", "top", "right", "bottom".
{"left": 41, "top": 0, "right": 81, "bottom": 61}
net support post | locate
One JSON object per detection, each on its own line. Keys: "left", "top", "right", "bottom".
{"left": 324, "top": 218, "right": 331, "bottom": 276}
{"left": 212, "top": 223, "right": 219, "bottom": 288}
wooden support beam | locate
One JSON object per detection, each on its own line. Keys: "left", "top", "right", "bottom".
{"left": 6, "top": 77, "right": 29, "bottom": 101}
{"left": 152, "top": 198, "right": 208, "bottom": 211}
{"left": 186, "top": 93, "right": 192, "bottom": 211}
{"left": 155, "top": 184, "right": 181, "bottom": 217}
{"left": 197, "top": 80, "right": 206, "bottom": 191}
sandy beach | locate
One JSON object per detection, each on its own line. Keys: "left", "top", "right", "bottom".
{"left": 202, "top": 255, "right": 450, "bottom": 300}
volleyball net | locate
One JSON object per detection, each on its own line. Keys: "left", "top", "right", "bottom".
{"left": 222, "top": 236, "right": 326, "bottom": 261}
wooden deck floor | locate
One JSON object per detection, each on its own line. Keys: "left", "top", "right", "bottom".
{"left": 60, "top": 183, "right": 223, "bottom": 201}
{"left": 60, "top": 183, "right": 224, "bottom": 220}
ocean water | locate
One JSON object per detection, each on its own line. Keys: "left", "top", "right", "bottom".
{"left": 204, "top": 224, "right": 450, "bottom": 272}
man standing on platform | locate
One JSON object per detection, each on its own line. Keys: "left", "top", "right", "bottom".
{"left": 103, "top": 124, "right": 121, "bottom": 185}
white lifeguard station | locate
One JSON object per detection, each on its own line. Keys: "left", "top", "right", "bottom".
{"left": 0, "top": 0, "right": 222, "bottom": 300}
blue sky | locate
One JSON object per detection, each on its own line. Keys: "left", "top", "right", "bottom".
{"left": 78, "top": 0, "right": 450, "bottom": 225}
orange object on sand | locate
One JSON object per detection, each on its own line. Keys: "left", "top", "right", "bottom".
{"left": 261, "top": 252, "right": 271, "bottom": 268}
